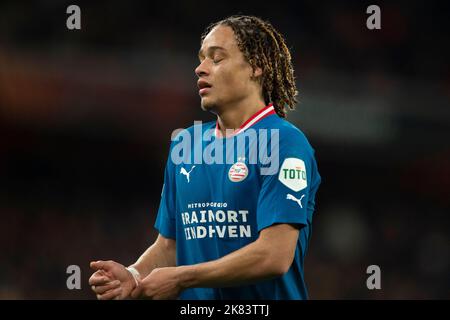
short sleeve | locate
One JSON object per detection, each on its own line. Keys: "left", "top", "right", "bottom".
{"left": 257, "top": 134, "right": 320, "bottom": 232}
{"left": 154, "top": 145, "right": 177, "bottom": 239}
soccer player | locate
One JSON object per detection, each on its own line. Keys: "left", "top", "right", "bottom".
{"left": 89, "top": 15, "right": 321, "bottom": 300}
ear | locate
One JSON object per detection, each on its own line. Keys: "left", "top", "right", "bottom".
{"left": 252, "top": 66, "right": 263, "bottom": 78}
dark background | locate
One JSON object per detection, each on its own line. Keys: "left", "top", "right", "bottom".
{"left": 0, "top": 0, "right": 449, "bottom": 299}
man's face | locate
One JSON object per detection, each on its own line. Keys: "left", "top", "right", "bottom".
{"left": 196, "top": 25, "right": 257, "bottom": 113}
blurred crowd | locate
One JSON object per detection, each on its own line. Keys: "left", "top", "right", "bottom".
{"left": 0, "top": 1, "right": 449, "bottom": 299}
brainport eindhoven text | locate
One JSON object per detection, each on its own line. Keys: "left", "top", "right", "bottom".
{"left": 182, "top": 202, "right": 252, "bottom": 240}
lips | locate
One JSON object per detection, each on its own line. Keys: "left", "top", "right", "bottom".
{"left": 197, "top": 80, "right": 212, "bottom": 96}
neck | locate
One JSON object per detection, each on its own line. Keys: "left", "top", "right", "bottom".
{"left": 216, "top": 96, "right": 266, "bottom": 137}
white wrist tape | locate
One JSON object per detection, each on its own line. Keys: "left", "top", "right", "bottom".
{"left": 126, "top": 266, "right": 141, "bottom": 287}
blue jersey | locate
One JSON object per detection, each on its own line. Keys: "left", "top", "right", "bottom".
{"left": 155, "top": 104, "right": 321, "bottom": 300}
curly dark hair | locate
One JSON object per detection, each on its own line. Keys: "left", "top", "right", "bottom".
{"left": 201, "top": 15, "right": 298, "bottom": 118}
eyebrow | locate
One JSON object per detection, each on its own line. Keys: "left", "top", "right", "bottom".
{"left": 198, "top": 46, "right": 227, "bottom": 58}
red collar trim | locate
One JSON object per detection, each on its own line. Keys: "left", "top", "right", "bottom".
{"left": 215, "top": 103, "right": 276, "bottom": 138}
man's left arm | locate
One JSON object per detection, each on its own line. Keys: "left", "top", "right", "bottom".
{"left": 131, "top": 223, "right": 299, "bottom": 299}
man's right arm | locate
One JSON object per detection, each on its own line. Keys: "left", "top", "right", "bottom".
{"left": 91, "top": 139, "right": 178, "bottom": 299}
{"left": 89, "top": 233, "right": 176, "bottom": 299}
{"left": 130, "top": 234, "right": 176, "bottom": 279}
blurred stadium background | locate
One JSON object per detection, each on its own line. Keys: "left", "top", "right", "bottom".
{"left": 0, "top": 0, "right": 449, "bottom": 299}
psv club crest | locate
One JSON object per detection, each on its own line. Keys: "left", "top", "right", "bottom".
{"left": 228, "top": 160, "right": 249, "bottom": 182}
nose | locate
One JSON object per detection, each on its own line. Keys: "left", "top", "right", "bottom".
{"left": 195, "top": 60, "right": 209, "bottom": 78}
